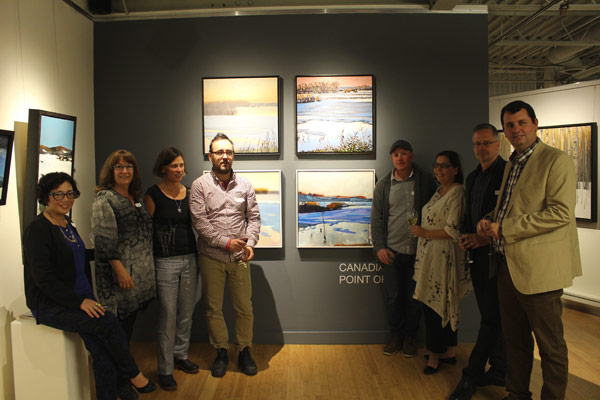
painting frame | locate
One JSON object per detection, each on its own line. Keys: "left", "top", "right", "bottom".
{"left": 23, "top": 109, "right": 77, "bottom": 227}
{"left": 202, "top": 76, "right": 281, "bottom": 156}
{"left": 499, "top": 122, "right": 597, "bottom": 222}
{"left": 202, "top": 170, "right": 283, "bottom": 248}
{"left": 295, "top": 74, "right": 375, "bottom": 155}
{"left": 296, "top": 169, "right": 375, "bottom": 248}
{"left": 0, "top": 129, "right": 15, "bottom": 206}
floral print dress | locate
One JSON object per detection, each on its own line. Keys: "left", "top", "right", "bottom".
{"left": 413, "top": 184, "right": 471, "bottom": 331}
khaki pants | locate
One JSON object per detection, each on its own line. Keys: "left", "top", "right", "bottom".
{"left": 199, "top": 253, "right": 253, "bottom": 350}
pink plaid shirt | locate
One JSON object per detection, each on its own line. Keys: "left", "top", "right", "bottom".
{"left": 189, "top": 170, "right": 261, "bottom": 263}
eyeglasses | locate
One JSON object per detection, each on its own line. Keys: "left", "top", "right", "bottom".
{"left": 114, "top": 164, "right": 134, "bottom": 171}
{"left": 211, "top": 150, "right": 234, "bottom": 157}
{"left": 473, "top": 140, "right": 499, "bottom": 147}
{"left": 49, "top": 190, "right": 80, "bottom": 200}
{"left": 432, "top": 163, "right": 453, "bottom": 169}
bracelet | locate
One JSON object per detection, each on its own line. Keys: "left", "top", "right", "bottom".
{"left": 225, "top": 239, "right": 232, "bottom": 251}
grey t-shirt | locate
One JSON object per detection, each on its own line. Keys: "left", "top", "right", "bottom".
{"left": 387, "top": 170, "right": 417, "bottom": 254}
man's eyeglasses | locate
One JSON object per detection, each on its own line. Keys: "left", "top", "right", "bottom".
{"left": 211, "top": 150, "right": 234, "bottom": 157}
{"left": 114, "top": 164, "right": 135, "bottom": 171}
{"left": 49, "top": 190, "right": 80, "bottom": 200}
{"left": 432, "top": 163, "right": 453, "bottom": 169}
{"left": 473, "top": 141, "right": 499, "bottom": 147}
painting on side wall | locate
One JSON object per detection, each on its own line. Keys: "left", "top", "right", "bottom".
{"left": 499, "top": 122, "right": 597, "bottom": 222}
{"left": 202, "top": 170, "right": 283, "bottom": 248}
{"left": 202, "top": 76, "right": 280, "bottom": 155}
{"left": 296, "top": 169, "right": 375, "bottom": 248}
{"left": 0, "top": 130, "right": 15, "bottom": 206}
{"left": 25, "top": 109, "right": 77, "bottom": 220}
{"left": 296, "top": 75, "right": 375, "bottom": 155}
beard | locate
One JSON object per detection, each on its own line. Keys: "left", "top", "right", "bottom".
{"left": 213, "top": 162, "right": 232, "bottom": 175}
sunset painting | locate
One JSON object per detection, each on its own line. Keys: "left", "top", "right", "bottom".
{"left": 203, "top": 76, "right": 279, "bottom": 154}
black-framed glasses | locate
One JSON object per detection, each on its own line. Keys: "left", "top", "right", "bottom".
{"left": 49, "top": 190, "right": 80, "bottom": 200}
{"left": 211, "top": 150, "right": 234, "bottom": 157}
{"left": 432, "top": 162, "right": 453, "bottom": 169}
{"left": 114, "top": 164, "right": 135, "bottom": 171}
{"left": 472, "top": 140, "right": 499, "bottom": 147}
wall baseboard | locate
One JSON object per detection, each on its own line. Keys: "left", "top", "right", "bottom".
{"left": 563, "top": 294, "right": 600, "bottom": 317}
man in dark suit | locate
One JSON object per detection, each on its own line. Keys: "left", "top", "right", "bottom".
{"left": 478, "top": 101, "right": 582, "bottom": 400}
{"left": 449, "top": 123, "right": 506, "bottom": 400}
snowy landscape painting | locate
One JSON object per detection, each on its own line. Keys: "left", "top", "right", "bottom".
{"left": 203, "top": 76, "right": 279, "bottom": 155}
{"left": 38, "top": 115, "right": 75, "bottom": 181}
{"left": 296, "top": 169, "right": 375, "bottom": 248}
{"left": 0, "top": 130, "right": 15, "bottom": 206}
{"left": 296, "top": 75, "right": 374, "bottom": 154}
{"left": 236, "top": 170, "right": 282, "bottom": 248}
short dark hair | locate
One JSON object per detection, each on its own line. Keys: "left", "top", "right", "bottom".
{"left": 435, "top": 150, "right": 464, "bottom": 184}
{"left": 152, "top": 147, "right": 187, "bottom": 177}
{"left": 95, "top": 149, "right": 142, "bottom": 198}
{"left": 472, "top": 123, "right": 498, "bottom": 138}
{"left": 209, "top": 132, "right": 234, "bottom": 153}
{"left": 36, "top": 172, "right": 79, "bottom": 206}
{"left": 500, "top": 100, "right": 537, "bottom": 127}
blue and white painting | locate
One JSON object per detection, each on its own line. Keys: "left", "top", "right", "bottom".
{"left": 236, "top": 170, "right": 282, "bottom": 248}
{"left": 296, "top": 75, "right": 374, "bottom": 154}
{"left": 204, "top": 170, "right": 282, "bottom": 248}
{"left": 296, "top": 169, "right": 375, "bottom": 248}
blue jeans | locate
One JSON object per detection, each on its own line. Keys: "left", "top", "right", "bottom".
{"left": 155, "top": 253, "right": 199, "bottom": 374}
{"left": 382, "top": 252, "right": 421, "bottom": 339}
{"left": 36, "top": 306, "right": 139, "bottom": 400}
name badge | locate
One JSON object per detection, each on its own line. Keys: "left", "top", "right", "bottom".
{"left": 135, "top": 202, "right": 142, "bottom": 208}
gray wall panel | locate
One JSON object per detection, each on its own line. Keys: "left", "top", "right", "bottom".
{"left": 94, "top": 13, "right": 487, "bottom": 344}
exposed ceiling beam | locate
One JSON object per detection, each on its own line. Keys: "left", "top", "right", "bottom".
{"left": 488, "top": 0, "right": 562, "bottom": 47}
{"left": 497, "top": 40, "right": 600, "bottom": 47}
{"left": 489, "top": 5, "right": 600, "bottom": 17}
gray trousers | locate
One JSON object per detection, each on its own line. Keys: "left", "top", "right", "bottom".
{"left": 155, "top": 253, "right": 199, "bottom": 375}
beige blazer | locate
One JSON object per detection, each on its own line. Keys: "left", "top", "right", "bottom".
{"left": 493, "top": 142, "right": 582, "bottom": 294}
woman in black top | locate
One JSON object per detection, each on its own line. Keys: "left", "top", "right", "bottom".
{"left": 22, "top": 172, "right": 155, "bottom": 400}
{"left": 144, "top": 147, "right": 199, "bottom": 391}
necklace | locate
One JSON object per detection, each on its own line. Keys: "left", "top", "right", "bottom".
{"left": 58, "top": 224, "right": 79, "bottom": 245}
{"left": 174, "top": 199, "right": 183, "bottom": 213}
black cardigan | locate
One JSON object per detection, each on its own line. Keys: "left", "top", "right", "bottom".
{"left": 22, "top": 213, "right": 94, "bottom": 311}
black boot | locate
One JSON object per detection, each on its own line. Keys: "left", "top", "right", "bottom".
{"left": 238, "top": 347, "right": 258, "bottom": 376}
{"left": 211, "top": 348, "right": 229, "bottom": 378}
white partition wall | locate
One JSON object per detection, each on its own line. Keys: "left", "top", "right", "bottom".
{"left": 0, "top": 1, "right": 95, "bottom": 399}
{"left": 490, "top": 80, "right": 600, "bottom": 306}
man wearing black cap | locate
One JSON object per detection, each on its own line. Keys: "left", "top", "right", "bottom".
{"left": 371, "top": 139, "right": 437, "bottom": 357}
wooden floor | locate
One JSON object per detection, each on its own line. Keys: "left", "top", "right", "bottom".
{"left": 124, "top": 307, "right": 600, "bottom": 400}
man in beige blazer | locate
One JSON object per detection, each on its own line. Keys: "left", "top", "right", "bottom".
{"left": 477, "top": 100, "right": 582, "bottom": 400}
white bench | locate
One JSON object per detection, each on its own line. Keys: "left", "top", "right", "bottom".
{"left": 11, "top": 316, "right": 91, "bottom": 400}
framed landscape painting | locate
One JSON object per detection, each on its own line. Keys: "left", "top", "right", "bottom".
{"left": 202, "top": 170, "right": 283, "bottom": 248}
{"left": 0, "top": 130, "right": 15, "bottom": 206}
{"left": 236, "top": 170, "right": 282, "bottom": 248}
{"left": 203, "top": 76, "right": 280, "bottom": 155}
{"left": 23, "top": 109, "right": 77, "bottom": 225}
{"left": 296, "top": 169, "right": 375, "bottom": 248}
{"left": 499, "top": 122, "right": 597, "bottom": 222}
{"left": 296, "top": 75, "right": 375, "bottom": 155}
